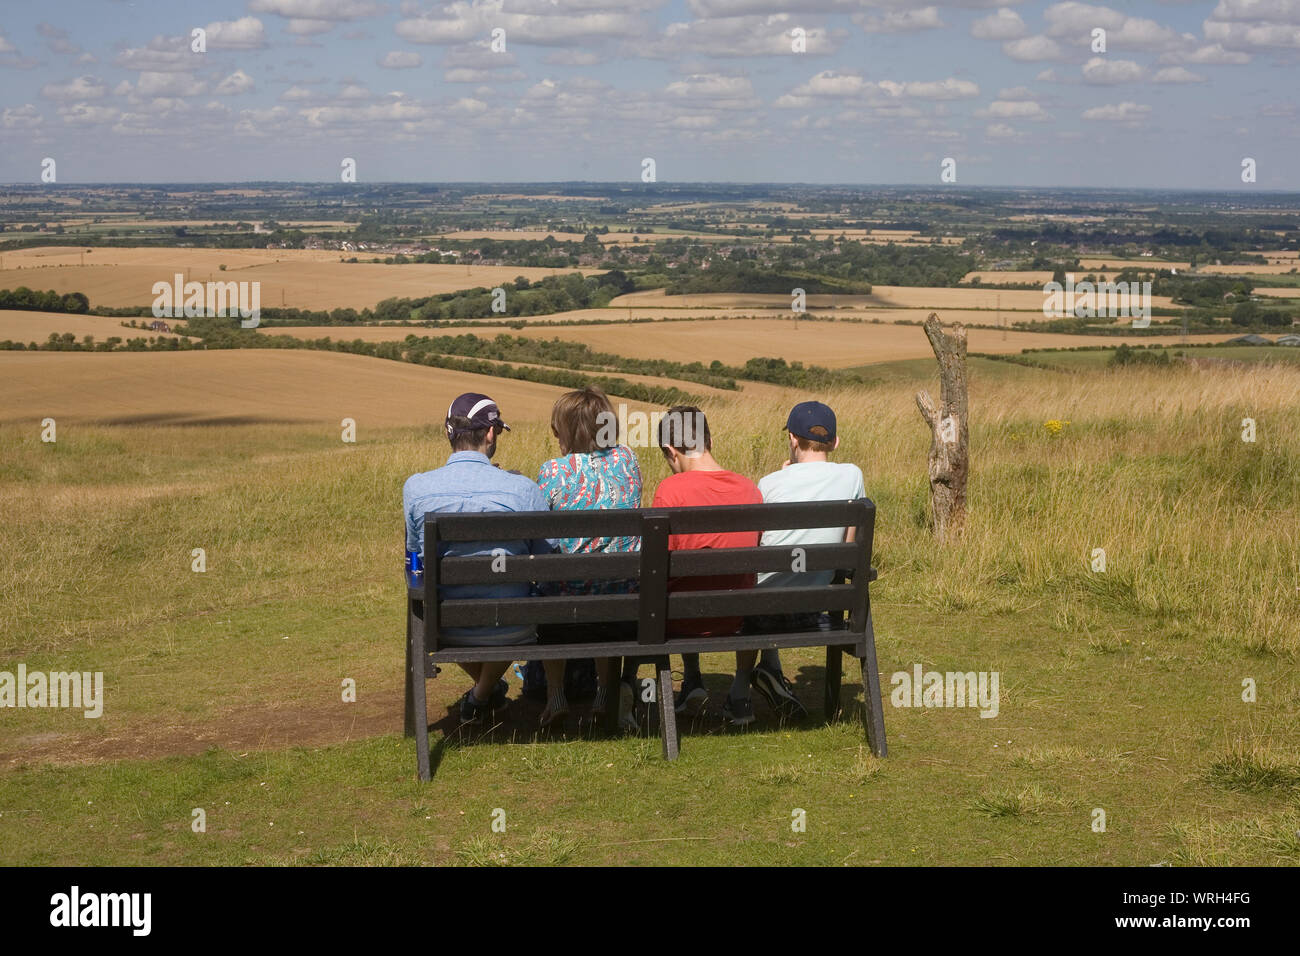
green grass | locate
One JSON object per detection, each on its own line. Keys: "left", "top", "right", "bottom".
{"left": 1, "top": 355, "right": 1298, "bottom": 865}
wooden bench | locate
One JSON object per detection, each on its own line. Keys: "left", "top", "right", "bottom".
{"left": 404, "top": 498, "right": 886, "bottom": 781}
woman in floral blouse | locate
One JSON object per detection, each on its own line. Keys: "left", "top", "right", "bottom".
{"left": 535, "top": 387, "right": 642, "bottom": 729}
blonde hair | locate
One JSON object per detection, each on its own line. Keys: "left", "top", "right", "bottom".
{"left": 551, "top": 386, "right": 617, "bottom": 455}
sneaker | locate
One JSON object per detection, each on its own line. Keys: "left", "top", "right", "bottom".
{"left": 674, "top": 674, "right": 708, "bottom": 716}
{"left": 751, "top": 662, "right": 808, "bottom": 719}
{"left": 618, "top": 680, "right": 637, "bottom": 732}
{"left": 722, "top": 694, "right": 755, "bottom": 726}
{"left": 459, "top": 688, "right": 493, "bottom": 724}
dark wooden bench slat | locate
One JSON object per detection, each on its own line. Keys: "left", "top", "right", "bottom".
{"left": 667, "top": 584, "right": 858, "bottom": 618}
{"left": 437, "top": 581, "right": 858, "bottom": 627}
{"left": 436, "top": 542, "right": 860, "bottom": 585}
{"left": 653, "top": 499, "right": 871, "bottom": 535}
{"left": 427, "top": 499, "right": 871, "bottom": 543}
{"left": 427, "top": 628, "right": 865, "bottom": 663}
{"left": 668, "top": 543, "right": 857, "bottom": 576}
{"left": 439, "top": 550, "right": 640, "bottom": 584}
{"left": 439, "top": 593, "right": 639, "bottom": 627}
{"left": 430, "top": 510, "right": 643, "bottom": 542}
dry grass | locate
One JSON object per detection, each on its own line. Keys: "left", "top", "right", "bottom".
{"left": 0, "top": 350, "right": 576, "bottom": 427}
{"left": 0, "top": 310, "right": 185, "bottom": 341}
{"left": 0, "top": 246, "right": 599, "bottom": 310}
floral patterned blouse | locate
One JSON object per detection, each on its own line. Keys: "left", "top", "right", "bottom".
{"left": 536, "top": 445, "right": 642, "bottom": 595}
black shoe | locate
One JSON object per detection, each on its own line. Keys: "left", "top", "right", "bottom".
{"left": 722, "top": 694, "right": 755, "bottom": 726}
{"left": 674, "top": 674, "right": 708, "bottom": 716}
{"left": 459, "top": 688, "right": 495, "bottom": 724}
{"left": 751, "top": 662, "right": 808, "bottom": 719}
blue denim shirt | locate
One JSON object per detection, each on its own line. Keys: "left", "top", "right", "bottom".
{"left": 403, "top": 451, "right": 554, "bottom": 646}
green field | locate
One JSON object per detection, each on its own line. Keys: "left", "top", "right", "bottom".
{"left": 1, "top": 358, "right": 1298, "bottom": 865}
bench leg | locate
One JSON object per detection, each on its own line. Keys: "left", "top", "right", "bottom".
{"left": 824, "top": 644, "right": 844, "bottom": 721}
{"left": 858, "top": 614, "right": 888, "bottom": 758}
{"left": 603, "top": 656, "right": 622, "bottom": 734}
{"left": 408, "top": 620, "right": 432, "bottom": 781}
{"left": 404, "top": 608, "right": 416, "bottom": 738}
{"left": 656, "top": 656, "right": 679, "bottom": 761}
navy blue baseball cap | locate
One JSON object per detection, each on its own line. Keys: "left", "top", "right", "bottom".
{"left": 446, "top": 392, "right": 510, "bottom": 439}
{"left": 786, "top": 401, "right": 836, "bottom": 444}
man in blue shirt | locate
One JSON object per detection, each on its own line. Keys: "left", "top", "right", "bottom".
{"left": 403, "top": 392, "right": 554, "bottom": 723}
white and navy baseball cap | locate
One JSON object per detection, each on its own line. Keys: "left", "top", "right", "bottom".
{"left": 445, "top": 392, "right": 510, "bottom": 439}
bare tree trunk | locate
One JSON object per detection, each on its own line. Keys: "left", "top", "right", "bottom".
{"left": 915, "top": 313, "right": 969, "bottom": 541}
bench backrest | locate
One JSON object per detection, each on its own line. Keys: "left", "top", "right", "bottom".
{"left": 418, "top": 498, "right": 876, "bottom": 652}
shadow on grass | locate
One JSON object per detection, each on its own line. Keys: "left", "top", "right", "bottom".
{"left": 419, "top": 659, "right": 875, "bottom": 774}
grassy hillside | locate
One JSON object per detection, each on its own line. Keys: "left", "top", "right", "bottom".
{"left": 0, "top": 356, "right": 1297, "bottom": 865}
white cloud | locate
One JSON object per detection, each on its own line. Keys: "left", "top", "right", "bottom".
{"left": 444, "top": 67, "right": 526, "bottom": 82}
{"left": 1151, "top": 65, "right": 1205, "bottom": 82}
{"left": 1081, "top": 100, "right": 1151, "bottom": 121}
{"left": 972, "top": 8, "right": 1027, "bottom": 40}
{"left": 134, "top": 72, "right": 209, "bottom": 97}
{"left": 57, "top": 102, "right": 122, "bottom": 125}
{"left": 1043, "top": 2, "right": 1184, "bottom": 51}
{"left": 978, "top": 99, "right": 1052, "bottom": 120}
{"left": 380, "top": 50, "right": 423, "bottom": 68}
{"left": 1158, "top": 42, "right": 1250, "bottom": 64}
{"left": 1081, "top": 56, "right": 1143, "bottom": 83}
{"left": 879, "top": 77, "right": 980, "bottom": 99}
{"left": 855, "top": 7, "right": 944, "bottom": 34}
{"left": 1002, "top": 36, "right": 1064, "bottom": 60}
{"left": 2, "top": 104, "right": 43, "bottom": 129}
{"left": 41, "top": 76, "right": 106, "bottom": 101}
{"left": 248, "top": 0, "right": 385, "bottom": 19}
{"left": 397, "top": 2, "right": 651, "bottom": 46}
{"left": 986, "top": 122, "right": 1028, "bottom": 140}
{"left": 205, "top": 17, "right": 267, "bottom": 49}
{"left": 216, "top": 71, "right": 256, "bottom": 95}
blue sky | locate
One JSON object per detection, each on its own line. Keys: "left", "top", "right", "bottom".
{"left": 0, "top": 0, "right": 1297, "bottom": 187}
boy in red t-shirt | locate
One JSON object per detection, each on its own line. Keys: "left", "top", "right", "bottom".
{"left": 647, "top": 405, "right": 764, "bottom": 726}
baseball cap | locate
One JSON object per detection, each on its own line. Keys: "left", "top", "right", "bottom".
{"left": 445, "top": 392, "right": 510, "bottom": 439}
{"left": 786, "top": 400, "right": 836, "bottom": 444}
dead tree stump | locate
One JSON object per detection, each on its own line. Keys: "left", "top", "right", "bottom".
{"left": 915, "top": 313, "right": 969, "bottom": 541}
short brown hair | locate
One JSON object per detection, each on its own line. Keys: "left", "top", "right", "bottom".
{"left": 447, "top": 416, "right": 490, "bottom": 451}
{"left": 551, "top": 386, "right": 617, "bottom": 455}
{"left": 658, "top": 405, "right": 711, "bottom": 454}
{"left": 794, "top": 426, "right": 833, "bottom": 454}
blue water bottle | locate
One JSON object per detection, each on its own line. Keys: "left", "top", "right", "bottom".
{"left": 405, "top": 549, "right": 423, "bottom": 589}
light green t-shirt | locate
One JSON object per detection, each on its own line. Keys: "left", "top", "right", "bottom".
{"left": 756, "top": 460, "right": 865, "bottom": 589}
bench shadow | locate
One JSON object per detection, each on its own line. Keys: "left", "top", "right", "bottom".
{"left": 419, "top": 658, "right": 872, "bottom": 774}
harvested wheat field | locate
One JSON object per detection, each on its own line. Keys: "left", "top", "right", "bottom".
{"left": 1077, "top": 258, "right": 1192, "bottom": 271}
{"left": 0, "top": 350, "right": 578, "bottom": 428}
{"left": 346, "top": 318, "right": 1237, "bottom": 368}
{"left": 1196, "top": 263, "right": 1300, "bottom": 275}
{"left": 0, "top": 247, "right": 598, "bottom": 311}
{"left": 609, "top": 286, "right": 1178, "bottom": 313}
{"left": 1249, "top": 287, "right": 1300, "bottom": 298}
{"left": 0, "top": 310, "right": 185, "bottom": 342}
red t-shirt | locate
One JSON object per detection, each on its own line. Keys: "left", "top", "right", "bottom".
{"left": 651, "top": 469, "right": 763, "bottom": 636}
